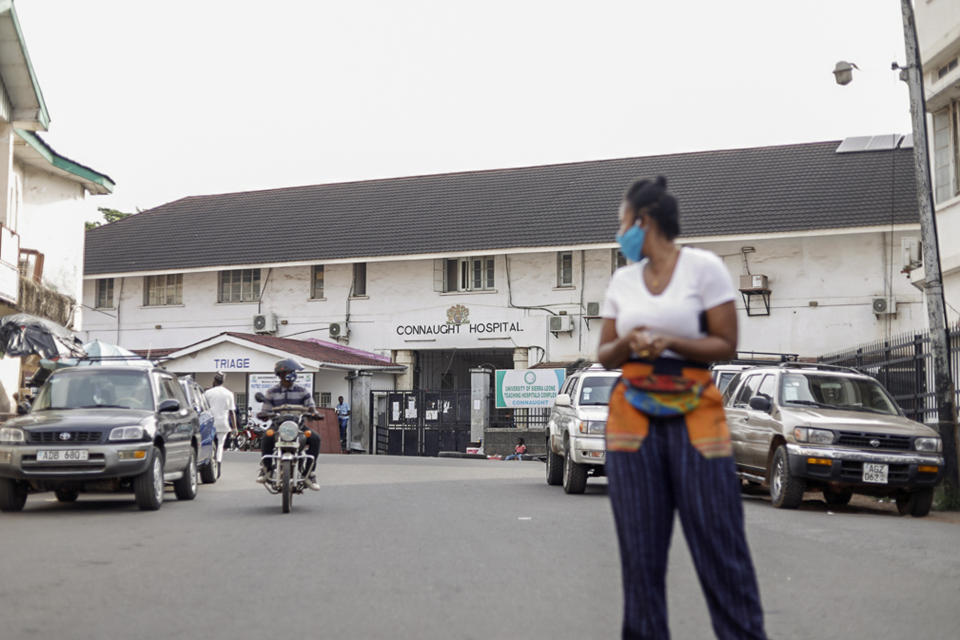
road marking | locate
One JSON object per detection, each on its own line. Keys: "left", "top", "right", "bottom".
{"left": 518, "top": 516, "right": 532, "bottom": 521}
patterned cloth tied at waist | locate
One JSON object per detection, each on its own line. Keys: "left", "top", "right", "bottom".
{"left": 605, "top": 359, "right": 732, "bottom": 459}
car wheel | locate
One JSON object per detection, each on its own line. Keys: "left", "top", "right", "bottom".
{"left": 55, "top": 488, "right": 79, "bottom": 503}
{"left": 822, "top": 487, "right": 852, "bottom": 507}
{"left": 200, "top": 458, "right": 218, "bottom": 484}
{"left": 199, "top": 441, "right": 219, "bottom": 484}
{"left": 896, "top": 488, "right": 933, "bottom": 518}
{"left": 0, "top": 478, "right": 27, "bottom": 512}
{"left": 134, "top": 447, "right": 164, "bottom": 511}
{"left": 173, "top": 448, "right": 198, "bottom": 500}
{"left": 545, "top": 437, "right": 563, "bottom": 486}
{"left": 562, "top": 439, "right": 587, "bottom": 494}
{"left": 769, "top": 445, "right": 804, "bottom": 509}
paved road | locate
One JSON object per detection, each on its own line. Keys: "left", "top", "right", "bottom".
{"left": 0, "top": 453, "right": 957, "bottom": 640}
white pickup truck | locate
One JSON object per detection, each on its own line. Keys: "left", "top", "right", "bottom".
{"left": 544, "top": 364, "right": 620, "bottom": 494}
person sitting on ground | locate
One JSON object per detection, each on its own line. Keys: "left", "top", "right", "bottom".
{"left": 503, "top": 437, "right": 527, "bottom": 461}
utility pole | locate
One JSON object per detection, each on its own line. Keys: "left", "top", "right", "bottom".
{"left": 900, "top": 0, "right": 959, "bottom": 506}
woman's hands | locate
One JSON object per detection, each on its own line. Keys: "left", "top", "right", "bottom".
{"left": 627, "top": 327, "right": 669, "bottom": 360}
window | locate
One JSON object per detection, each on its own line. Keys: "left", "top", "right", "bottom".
{"left": 320, "top": 392, "right": 331, "bottom": 408}
{"left": 218, "top": 269, "right": 260, "bottom": 303}
{"left": 933, "top": 101, "right": 960, "bottom": 204}
{"left": 436, "top": 256, "right": 495, "bottom": 292}
{"left": 352, "top": 263, "right": 367, "bottom": 297}
{"left": 756, "top": 375, "right": 776, "bottom": 401}
{"left": 95, "top": 278, "right": 114, "bottom": 308}
{"left": 611, "top": 248, "right": 627, "bottom": 273}
{"left": 311, "top": 265, "right": 325, "bottom": 299}
{"left": 734, "top": 374, "right": 762, "bottom": 407}
{"left": 557, "top": 251, "right": 574, "bottom": 287}
{"left": 143, "top": 274, "right": 183, "bottom": 306}
{"left": 937, "top": 57, "right": 958, "bottom": 80}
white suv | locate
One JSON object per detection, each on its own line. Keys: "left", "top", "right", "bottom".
{"left": 544, "top": 364, "right": 620, "bottom": 494}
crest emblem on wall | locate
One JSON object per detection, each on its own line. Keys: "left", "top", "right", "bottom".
{"left": 446, "top": 304, "right": 470, "bottom": 325}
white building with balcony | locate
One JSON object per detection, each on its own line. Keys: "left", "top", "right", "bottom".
{"left": 916, "top": 0, "right": 960, "bottom": 319}
{"left": 0, "top": 1, "right": 113, "bottom": 415}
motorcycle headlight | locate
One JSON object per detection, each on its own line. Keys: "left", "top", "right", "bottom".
{"left": 0, "top": 427, "right": 25, "bottom": 443}
{"left": 278, "top": 422, "right": 299, "bottom": 442}
{"left": 915, "top": 437, "right": 942, "bottom": 452}
{"left": 793, "top": 427, "right": 835, "bottom": 445}
{"left": 109, "top": 426, "right": 145, "bottom": 441}
{"left": 578, "top": 420, "right": 606, "bottom": 435}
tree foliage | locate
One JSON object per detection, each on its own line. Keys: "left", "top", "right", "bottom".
{"left": 85, "top": 207, "right": 137, "bottom": 231}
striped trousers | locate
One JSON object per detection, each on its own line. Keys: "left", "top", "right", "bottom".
{"left": 607, "top": 415, "right": 767, "bottom": 640}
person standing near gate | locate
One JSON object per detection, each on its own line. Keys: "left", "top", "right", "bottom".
{"left": 204, "top": 372, "right": 237, "bottom": 467}
{"left": 597, "top": 176, "right": 766, "bottom": 639}
{"left": 336, "top": 395, "right": 351, "bottom": 451}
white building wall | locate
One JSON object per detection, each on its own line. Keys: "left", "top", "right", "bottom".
{"left": 17, "top": 163, "right": 87, "bottom": 312}
{"left": 917, "top": 0, "right": 960, "bottom": 324}
{"left": 83, "top": 229, "right": 928, "bottom": 363}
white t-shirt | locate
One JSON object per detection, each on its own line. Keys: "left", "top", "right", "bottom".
{"left": 600, "top": 247, "right": 736, "bottom": 359}
{"left": 203, "top": 385, "right": 236, "bottom": 431}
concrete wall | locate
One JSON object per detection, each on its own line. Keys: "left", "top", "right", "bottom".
{"left": 18, "top": 164, "right": 87, "bottom": 319}
{"left": 82, "top": 228, "right": 928, "bottom": 361}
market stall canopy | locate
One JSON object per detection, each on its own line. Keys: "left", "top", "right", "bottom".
{"left": 0, "top": 313, "right": 84, "bottom": 360}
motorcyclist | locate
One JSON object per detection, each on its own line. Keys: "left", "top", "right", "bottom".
{"left": 256, "top": 358, "right": 321, "bottom": 490}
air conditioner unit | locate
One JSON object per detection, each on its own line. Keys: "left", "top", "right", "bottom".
{"left": 329, "top": 322, "right": 348, "bottom": 338}
{"left": 253, "top": 313, "right": 277, "bottom": 334}
{"left": 585, "top": 301, "right": 601, "bottom": 317}
{"left": 549, "top": 315, "right": 574, "bottom": 333}
{"left": 872, "top": 297, "right": 897, "bottom": 315}
{"left": 739, "top": 274, "right": 769, "bottom": 291}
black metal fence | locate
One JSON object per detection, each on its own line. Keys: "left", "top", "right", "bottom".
{"left": 818, "top": 326, "right": 960, "bottom": 424}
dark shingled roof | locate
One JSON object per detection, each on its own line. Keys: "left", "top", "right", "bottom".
{"left": 84, "top": 140, "right": 918, "bottom": 275}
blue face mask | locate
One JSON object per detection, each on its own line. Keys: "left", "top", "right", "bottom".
{"left": 616, "top": 225, "right": 646, "bottom": 263}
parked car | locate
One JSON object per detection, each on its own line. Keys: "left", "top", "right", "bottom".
{"left": 0, "top": 365, "right": 202, "bottom": 511}
{"left": 178, "top": 376, "right": 219, "bottom": 483}
{"left": 545, "top": 364, "right": 620, "bottom": 494}
{"left": 710, "top": 363, "right": 755, "bottom": 393}
{"left": 723, "top": 363, "right": 944, "bottom": 516}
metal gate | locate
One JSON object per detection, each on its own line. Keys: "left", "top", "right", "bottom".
{"left": 370, "top": 389, "right": 472, "bottom": 456}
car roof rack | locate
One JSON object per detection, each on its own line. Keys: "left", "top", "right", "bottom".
{"left": 777, "top": 362, "right": 862, "bottom": 375}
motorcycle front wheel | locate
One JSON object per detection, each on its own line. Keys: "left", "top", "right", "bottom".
{"left": 281, "top": 459, "right": 293, "bottom": 513}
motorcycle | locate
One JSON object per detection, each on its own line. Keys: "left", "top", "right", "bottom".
{"left": 235, "top": 422, "right": 267, "bottom": 451}
{"left": 254, "top": 393, "right": 320, "bottom": 513}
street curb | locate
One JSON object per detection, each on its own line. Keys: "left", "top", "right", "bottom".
{"left": 437, "top": 451, "right": 488, "bottom": 459}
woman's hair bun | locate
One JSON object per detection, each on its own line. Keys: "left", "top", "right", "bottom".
{"left": 654, "top": 175, "right": 667, "bottom": 188}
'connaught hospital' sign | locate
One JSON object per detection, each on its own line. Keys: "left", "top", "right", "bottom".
{"left": 394, "top": 305, "right": 525, "bottom": 337}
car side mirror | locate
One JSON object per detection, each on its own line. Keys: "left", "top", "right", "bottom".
{"left": 158, "top": 399, "right": 181, "bottom": 413}
{"left": 748, "top": 395, "right": 772, "bottom": 413}
{"left": 254, "top": 392, "right": 266, "bottom": 403}
{"left": 554, "top": 393, "right": 572, "bottom": 407}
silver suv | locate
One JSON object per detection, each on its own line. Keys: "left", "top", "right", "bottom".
{"left": 723, "top": 363, "right": 943, "bottom": 516}
{"left": 544, "top": 364, "right": 619, "bottom": 494}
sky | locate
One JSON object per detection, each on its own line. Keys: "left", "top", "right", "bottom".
{"left": 16, "top": 0, "right": 914, "bottom": 218}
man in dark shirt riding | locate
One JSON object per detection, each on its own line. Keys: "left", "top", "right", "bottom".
{"left": 256, "top": 358, "right": 321, "bottom": 490}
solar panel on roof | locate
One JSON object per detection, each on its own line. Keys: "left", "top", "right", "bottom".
{"left": 899, "top": 133, "right": 914, "bottom": 149}
{"left": 836, "top": 136, "right": 872, "bottom": 153}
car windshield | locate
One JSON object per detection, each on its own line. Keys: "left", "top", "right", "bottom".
{"left": 33, "top": 370, "right": 154, "bottom": 411}
{"left": 779, "top": 373, "right": 900, "bottom": 415}
{"left": 579, "top": 376, "right": 618, "bottom": 406}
